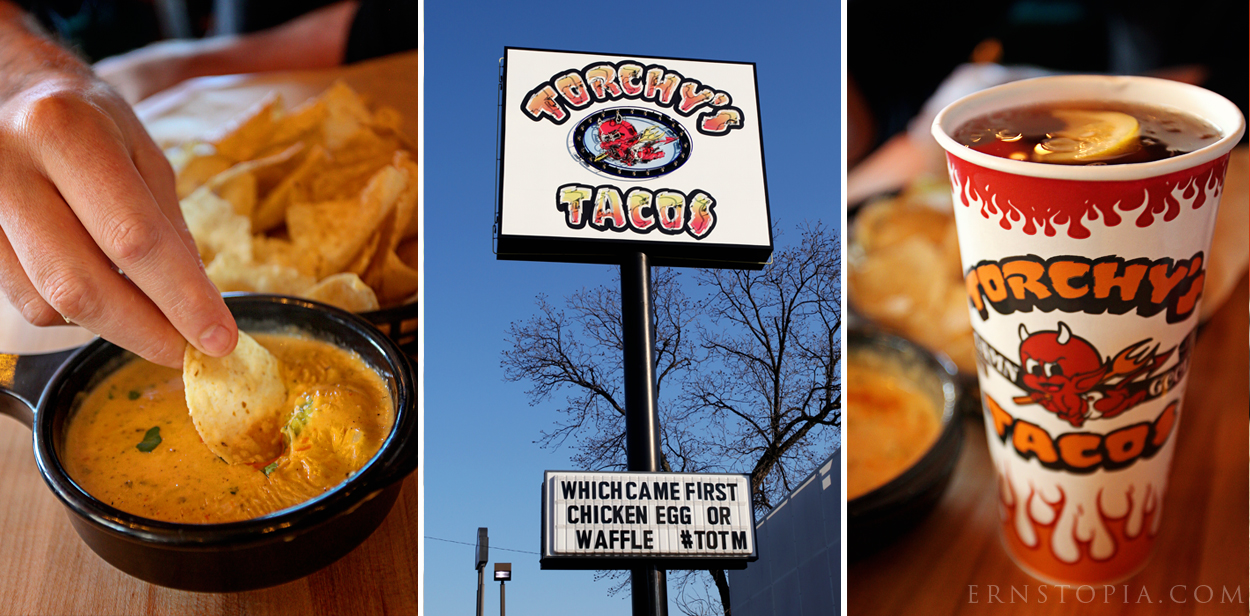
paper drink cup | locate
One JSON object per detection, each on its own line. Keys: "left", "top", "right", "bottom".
{"left": 930, "top": 75, "right": 1245, "bottom": 585}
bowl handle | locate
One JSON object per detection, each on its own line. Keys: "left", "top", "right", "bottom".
{"left": 0, "top": 348, "right": 77, "bottom": 429}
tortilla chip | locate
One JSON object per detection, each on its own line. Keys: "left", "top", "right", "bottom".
{"left": 210, "top": 170, "right": 257, "bottom": 218}
{"left": 395, "top": 237, "right": 419, "bottom": 269}
{"left": 206, "top": 254, "right": 316, "bottom": 295}
{"left": 371, "top": 106, "right": 404, "bottom": 135}
{"left": 250, "top": 235, "right": 288, "bottom": 264}
{"left": 398, "top": 155, "right": 419, "bottom": 241}
{"left": 250, "top": 236, "right": 305, "bottom": 272}
{"left": 377, "top": 251, "right": 420, "bottom": 305}
{"left": 332, "top": 128, "right": 403, "bottom": 167}
{"left": 320, "top": 82, "right": 373, "bottom": 151}
{"left": 268, "top": 98, "right": 329, "bottom": 151}
{"left": 306, "top": 159, "right": 385, "bottom": 202}
{"left": 346, "top": 231, "right": 381, "bottom": 277}
{"left": 252, "top": 145, "right": 330, "bottom": 233}
{"left": 400, "top": 202, "right": 419, "bottom": 241}
{"left": 239, "top": 142, "right": 307, "bottom": 195}
{"left": 287, "top": 164, "right": 407, "bottom": 278}
{"left": 201, "top": 143, "right": 305, "bottom": 214}
{"left": 285, "top": 199, "right": 351, "bottom": 278}
{"left": 176, "top": 154, "right": 234, "bottom": 199}
{"left": 353, "top": 161, "right": 408, "bottom": 240}
{"left": 181, "top": 187, "right": 252, "bottom": 264}
{"left": 166, "top": 141, "right": 215, "bottom": 176}
{"left": 305, "top": 273, "right": 380, "bottom": 312}
{"left": 369, "top": 105, "right": 416, "bottom": 151}
{"left": 358, "top": 230, "right": 390, "bottom": 289}
{"left": 184, "top": 331, "right": 287, "bottom": 465}
{"left": 206, "top": 252, "right": 315, "bottom": 294}
{"left": 363, "top": 153, "right": 418, "bottom": 290}
{"left": 212, "top": 93, "right": 284, "bottom": 162}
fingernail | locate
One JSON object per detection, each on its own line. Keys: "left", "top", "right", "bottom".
{"left": 199, "top": 324, "right": 233, "bottom": 356}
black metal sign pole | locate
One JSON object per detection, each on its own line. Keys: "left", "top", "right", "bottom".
{"left": 476, "top": 567, "right": 485, "bottom": 616}
{"left": 621, "top": 251, "right": 668, "bottom": 616}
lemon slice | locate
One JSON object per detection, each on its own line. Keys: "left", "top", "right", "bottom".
{"left": 1035, "top": 110, "right": 1140, "bottom": 163}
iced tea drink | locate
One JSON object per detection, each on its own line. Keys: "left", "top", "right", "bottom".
{"left": 931, "top": 75, "right": 1244, "bottom": 584}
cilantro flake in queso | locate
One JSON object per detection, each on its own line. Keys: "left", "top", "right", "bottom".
{"left": 136, "top": 426, "right": 162, "bottom": 452}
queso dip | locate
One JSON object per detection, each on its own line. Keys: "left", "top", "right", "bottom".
{"left": 63, "top": 333, "right": 394, "bottom": 524}
{"left": 846, "top": 356, "right": 941, "bottom": 500}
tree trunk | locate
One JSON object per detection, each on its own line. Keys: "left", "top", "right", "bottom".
{"left": 710, "top": 568, "right": 732, "bottom": 616}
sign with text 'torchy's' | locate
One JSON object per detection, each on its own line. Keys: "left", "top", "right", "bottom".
{"left": 497, "top": 47, "right": 772, "bottom": 268}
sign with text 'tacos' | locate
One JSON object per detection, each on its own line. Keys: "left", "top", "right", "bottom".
{"left": 540, "top": 471, "right": 758, "bottom": 570}
{"left": 498, "top": 47, "right": 772, "bottom": 269}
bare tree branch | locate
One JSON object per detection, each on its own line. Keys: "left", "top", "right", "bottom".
{"left": 500, "top": 224, "right": 841, "bottom": 615}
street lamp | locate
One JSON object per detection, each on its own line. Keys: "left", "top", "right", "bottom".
{"left": 475, "top": 528, "right": 489, "bottom": 616}
{"left": 494, "top": 563, "right": 512, "bottom": 616}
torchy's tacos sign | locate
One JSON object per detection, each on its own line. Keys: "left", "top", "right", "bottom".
{"left": 497, "top": 48, "right": 772, "bottom": 268}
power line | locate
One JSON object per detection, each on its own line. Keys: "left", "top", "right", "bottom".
{"left": 425, "top": 535, "right": 541, "bottom": 555}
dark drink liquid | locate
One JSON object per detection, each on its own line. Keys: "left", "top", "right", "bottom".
{"left": 952, "top": 101, "right": 1221, "bottom": 165}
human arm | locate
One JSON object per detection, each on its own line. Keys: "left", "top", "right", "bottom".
{"left": 94, "top": 1, "right": 358, "bottom": 104}
{"left": 0, "top": 0, "right": 237, "bottom": 367}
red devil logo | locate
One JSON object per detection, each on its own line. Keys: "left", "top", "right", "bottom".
{"left": 1012, "top": 322, "right": 1173, "bottom": 427}
{"left": 594, "top": 112, "right": 677, "bottom": 167}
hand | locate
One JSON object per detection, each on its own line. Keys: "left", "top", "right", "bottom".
{"left": 0, "top": 17, "right": 237, "bottom": 367}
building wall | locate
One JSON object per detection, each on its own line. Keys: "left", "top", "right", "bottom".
{"left": 728, "top": 451, "right": 840, "bottom": 616}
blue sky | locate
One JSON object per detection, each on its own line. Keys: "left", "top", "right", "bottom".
{"left": 422, "top": 2, "right": 839, "bottom": 614}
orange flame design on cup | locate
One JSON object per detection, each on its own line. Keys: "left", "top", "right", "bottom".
{"left": 997, "top": 469, "right": 1161, "bottom": 584}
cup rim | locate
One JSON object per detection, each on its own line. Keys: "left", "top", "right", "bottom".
{"left": 931, "top": 74, "right": 1246, "bottom": 181}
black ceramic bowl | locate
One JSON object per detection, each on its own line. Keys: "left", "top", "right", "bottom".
{"left": 847, "top": 327, "right": 962, "bottom": 557}
{"left": 0, "top": 295, "right": 418, "bottom": 592}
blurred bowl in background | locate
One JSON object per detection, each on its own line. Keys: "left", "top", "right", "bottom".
{"left": 847, "top": 327, "right": 962, "bottom": 557}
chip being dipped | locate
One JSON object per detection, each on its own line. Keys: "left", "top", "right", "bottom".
{"left": 184, "top": 331, "right": 288, "bottom": 465}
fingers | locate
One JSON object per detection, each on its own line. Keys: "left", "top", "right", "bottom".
{"left": 0, "top": 226, "right": 59, "bottom": 327}
{"left": 0, "top": 177, "right": 188, "bottom": 367}
{"left": 29, "top": 93, "right": 237, "bottom": 360}
{"left": 129, "top": 128, "right": 202, "bottom": 269}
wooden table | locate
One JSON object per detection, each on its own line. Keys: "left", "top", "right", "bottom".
{"left": 0, "top": 301, "right": 419, "bottom": 616}
{"left": 850, "top": 277, "right": 1249, "bottom": 615}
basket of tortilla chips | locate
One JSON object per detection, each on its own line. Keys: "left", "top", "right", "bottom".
{"left": 170, "top": 81, "right": 418, "bottom": 351}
